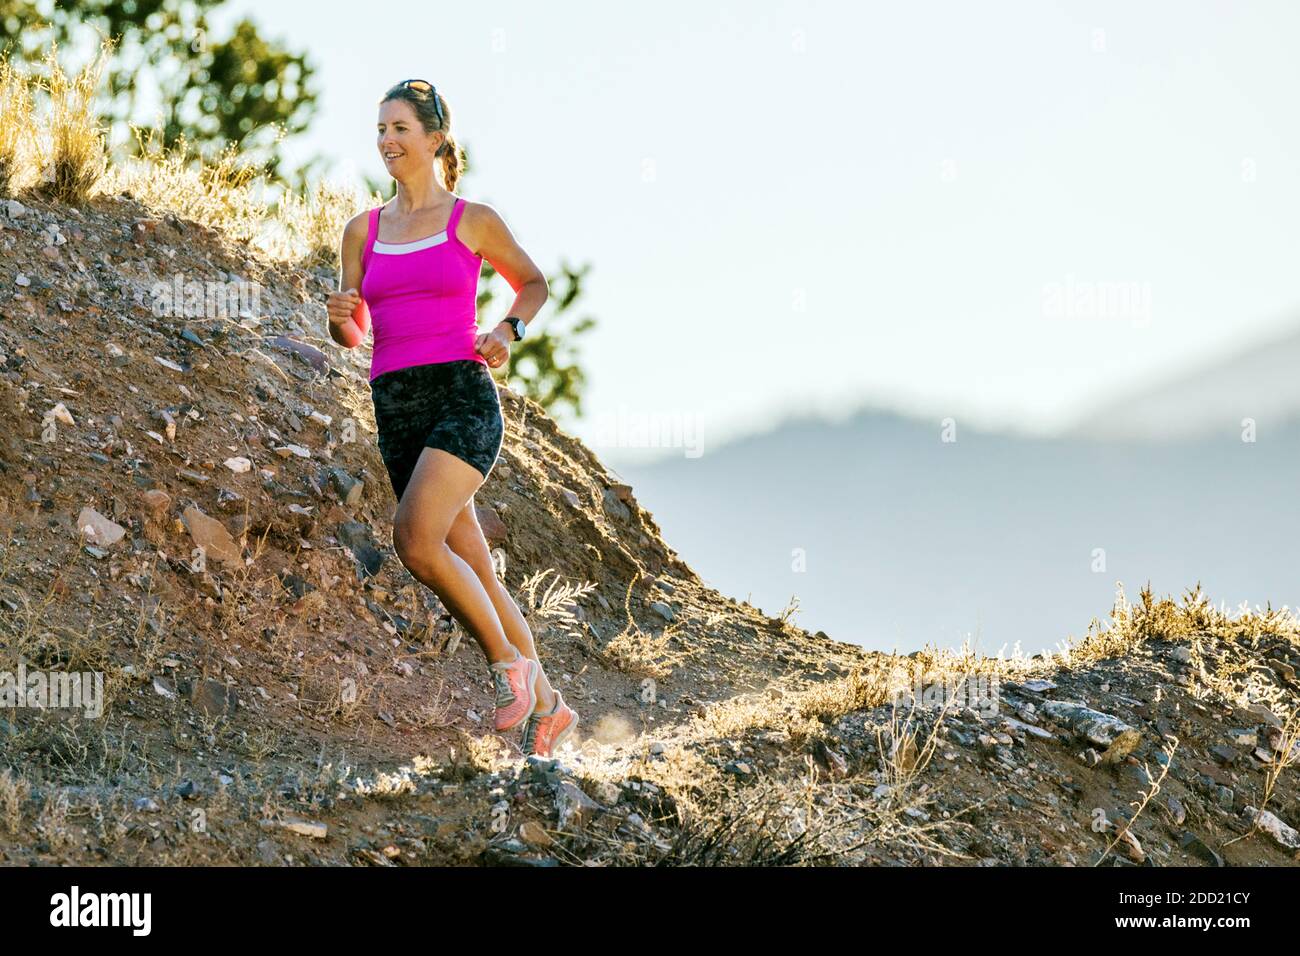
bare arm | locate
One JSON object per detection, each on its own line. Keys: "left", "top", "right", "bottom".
{"left": 326, "top": 212, "right": 372, "bottom": 348}
{"left": 460, "top": 202, "right": 549, "bottom": 342}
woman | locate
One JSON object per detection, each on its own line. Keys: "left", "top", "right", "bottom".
{"left": 325, "top": 79, "right": 578, "bottom": 757}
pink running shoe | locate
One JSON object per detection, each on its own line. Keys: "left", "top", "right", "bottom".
{"left": 521, "top": 690, "right": 579, "bottom": 757}
{"left": 489, "top": 650, "right": 539, "bottom": 731}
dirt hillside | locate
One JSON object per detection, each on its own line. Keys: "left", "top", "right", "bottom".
{"left": 0, "top": 192, "right": 1297, "bottom": 866}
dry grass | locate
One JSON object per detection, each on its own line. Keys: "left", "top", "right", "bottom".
{"left": 0, "top": 58, "right": 36, "bottom": 195}
{"left": 1095, "top": 735, "right": 1178, "bottom": 865}
{"left": 0, "top": 41, "right": 378, "bottom": 264}
{"left": 0, "top": 768, "right": 30, "bottom": 835}
{"left": 38, "top": 42, "right": 111, "bottom": 204}
{"left": 601, "top": 576, "right": 681, "bottom": 679}
{"left": 1058, "top": 581, "right": 1300, "bottom": 669}
{"left": 100, "top": 129, "right": 270, "bottom": 243}
{"left": 272, "top": 178, "right": 383, "bottom": 266}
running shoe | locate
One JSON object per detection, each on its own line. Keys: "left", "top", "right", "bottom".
{"left": 521, "top": 690, "right": 578, "bottom": 757}
{"left": 489, "top": 650, "right": 539, "bottom": 731}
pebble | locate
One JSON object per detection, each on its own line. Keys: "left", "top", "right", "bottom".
{"left": 1179, "top": 832, "right": 1224, "bottom": 866}
{"left": 649, "top": 601, "right": 675, "bottom": 622}
{"left": 1166, "top": 795, "right": 1186, "bottom": 825}
{"left": 519, "top": 821, "right": 552, "bottom": 847}
{"left": 76, "top": 506, "right": 126, "bottom": 546}
{"left": 280, "top": 819, "right": 328, "bottom": 839}
{"left": 1244, "top": 806, "right": 1300, "bottom": 851}
{"left": 554, "top": 782, "right": 600, "bottom": 830}
{"left": 182, "top": 505, "right": 243, "bottom": 565}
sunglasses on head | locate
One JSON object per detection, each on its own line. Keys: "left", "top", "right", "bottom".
{"left": 397, "top": 78, "right": 444, "bottom": 126}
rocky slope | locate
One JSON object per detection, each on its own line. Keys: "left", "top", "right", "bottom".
{"left": 0, "top": 192, "right": 1296, "bottom": 866}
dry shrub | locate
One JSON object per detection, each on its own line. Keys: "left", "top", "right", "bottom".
{"left": 0, "top": 58, "right": 36, "bottom": 195}
{"left": 37, "top": 41, "right": 111, "bottom": 203}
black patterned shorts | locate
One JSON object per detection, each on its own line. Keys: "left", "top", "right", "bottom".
{"left": 369, "top": 360, "right": 505, "bottom": 500}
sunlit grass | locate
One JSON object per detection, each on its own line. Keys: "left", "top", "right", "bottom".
{"left": 1, "top": 38, "right": 377, "bottom": 265}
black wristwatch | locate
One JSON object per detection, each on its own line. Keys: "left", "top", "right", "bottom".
{"left": 501, "top": 317, "right": 527, "bottom": 341}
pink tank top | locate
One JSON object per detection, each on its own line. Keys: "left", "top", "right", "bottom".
{"left": 360, "top": 196, "right": 487, "bottom": 381}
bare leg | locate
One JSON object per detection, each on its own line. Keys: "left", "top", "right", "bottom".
{"left": 446, "top": 498, "right": 559, "bottom": 712}
{"left": 392, "top": 448, "right": 514, "bottom": 664}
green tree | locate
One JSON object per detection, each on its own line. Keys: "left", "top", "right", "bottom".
{"left": 0, "top": 0, "right": 319, "bottom": 182}
{"left": 486, "top": 260, "right": 595, "bottom": 420}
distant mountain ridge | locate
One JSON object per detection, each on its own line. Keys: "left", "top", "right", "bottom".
{"left": 1065, "top": 320, "right": 1300, "bottom": 442}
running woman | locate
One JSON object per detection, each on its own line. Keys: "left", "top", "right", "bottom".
{"left": 325, "top": 79, "right": 577, "bottom": 757}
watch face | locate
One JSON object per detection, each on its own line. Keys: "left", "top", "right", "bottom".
{"left": 512, "top": 319, "right": 525, "bottom": 340}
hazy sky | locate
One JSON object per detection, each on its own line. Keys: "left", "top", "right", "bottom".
{"left": 202, "top": 0, "right": 1300, "bottom": 462}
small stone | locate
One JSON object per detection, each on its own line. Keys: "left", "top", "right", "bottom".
{"left": 275, "top": 444, "right": 312, "bottom": 458}
{"left": 602, "top": 488, "right": 632, "bottom": 522}
{"left": 649, "top": 601, "right": 675, "bottom": 622}
{"left": 554, "top": 782, "right": 600, "bottom": 831}
{"left": 519, "top": 821, "right": 552, "bottom": 848}
{"left": 49, "top": 402, "right": 75, "bottom": 426}
{"left": 141, "top": 489, "right": 171, "bottom": 517}
{"left": 224, "top": 456, "right": 252, "bottom": 473}
{"left": 281, "top": 818, "right": 328, "bottom": 839}
{"left": 475, "top": 504, "right": 508, "bottom": 547}
{"left": 1244, "top": 806, "right": 1300, "bottom": 851}
{"left": 1226, "top": 728, "right": 1257, "bottom": 747}
{"left": 175, "top": 780, "right": 199, "bottom": 800}
{"left": 330, "top": 468, "right": 364, "bottom": 507}
{"left": 1020, "top": 679, "right": 1057, "bottom": 693}
{"left": 1116, "top": 829, "right": 1145, "bottom": 863}
{"left": 14, "top": 273, "right": 30, "bottom": 287}
{"left": 76, "top": 506, "right": 126, "bottom": 546}
{"left": 1246, "top": 703, "right": 1283, "bottom": 728}
{"left": 153, "top": 356, "right": 185, "bottom": 372}
{"left": 1170, "top": 646, "right": 1193, "bottom": 663}
{"left": 1210, "top": 744, "right": 1239, "bottom": 766}
{"left": 583, "top": 780, "right": 621, "bottom": 806}
{"left": 1165, "top": 795, "right": 1186, "bottom": 825}
{"left": 1179, "top": 832, "right": 1224, "bottom": 866}
{"left": 182, "top": 505, "right": 242, "bottom": 565}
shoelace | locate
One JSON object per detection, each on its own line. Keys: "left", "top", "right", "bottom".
{"left": 490, "top": 663, "right": 516, "bottom": 707}
{"left": 523, "top": 698, "right": 561, "bottom": 753}
{"left": 521, "top": 713, "right": 539, "bottom": 752}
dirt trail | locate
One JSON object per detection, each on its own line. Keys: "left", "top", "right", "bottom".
{"left": 0, "top": 194, "right": 1296, "bottom": 866}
